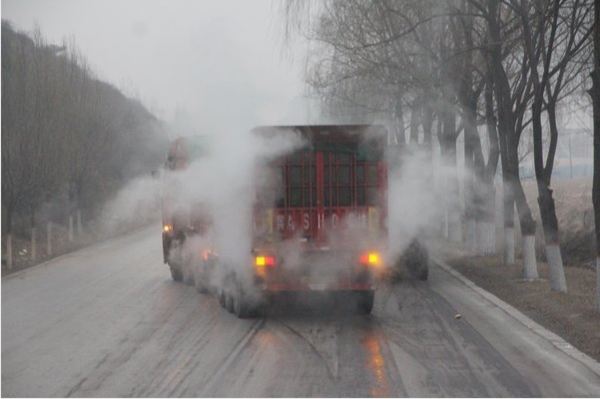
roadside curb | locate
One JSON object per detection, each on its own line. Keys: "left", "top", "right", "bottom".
{"left": 432, "top": 257, "right": 600, "bottom": 376}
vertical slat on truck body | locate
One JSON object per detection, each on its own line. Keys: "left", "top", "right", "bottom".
{"left": 316, "top": 150, "right": 325, "bottom": 242}
{"left": 253, "top": 125, "right": 388, "bottom": 250}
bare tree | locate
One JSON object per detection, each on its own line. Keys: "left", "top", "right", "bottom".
{"left": 591, "top": 0, "right": 600, "bottom": 312}
{"left": 481, "top": 0, "right": 541, "bottom": 273}
{"left": 1, "top": 22, "right": 168, "bottom": 270}
{"left": 515, "top": 0, "right": 592, "bottom": 291}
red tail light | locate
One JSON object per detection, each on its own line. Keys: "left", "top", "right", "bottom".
{"left": 255, "top": 256, "right": 276, "bottom": 267}
{"left": 360, "top": 252, "right": 380, "bottom": 266}
{"left": 255, "top": 255, "right": 276, "bottom": 278}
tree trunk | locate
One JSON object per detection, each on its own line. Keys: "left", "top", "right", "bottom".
{"left": 422, "top": 103, "right": 433, "bottom": 146}
{"left": 503, "top": 198, "right": 515, "bottom": 264}
{"left": 536, "top": 105, "right": 567, "bottom": 291}
{"left": 591, "top": 0, "right": 600, "bottom": 313}
{"left": 395, "top": 98, "right": 405, "bottom": 145}
{"left": 409, "top": 99, "right": 421, "bottom": 144}
{"left": 441, "top": 108, "right": 462, "bottom": 243}
{"left": 488, "top": 0, "right": 530, "bottom": 266}
{"left": 477, "top": 184, "right": 496, "bottom": 254}
{"left": 499, "top": 150, "right": 515, "bottom": 263}
{"left": 511, "top": 173, "right": 538, "bottom": 277}
{"left": 68, "top": 215, "right": 74, "bottom": 242}
{"left": 464, "top": 107, "right": 478, "bottom": 253}
{"left": 77, "top": 209, "right": 82, "bottom": 236}
{"left": 478, "top": 68, "right": 499, "bottom": 255}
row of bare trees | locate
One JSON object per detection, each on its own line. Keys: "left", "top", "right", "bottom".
{"left": 284, "top": 0, "right": 597, "bottom": 309}
{"left": 1, "top": 21, "right": 168, "bottom": 269}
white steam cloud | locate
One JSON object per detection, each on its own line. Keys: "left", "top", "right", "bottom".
{"left": 166, "top": 129, "right": 306, "bottom": 284}
{"left": 101, "top": 126, "right": 464, "bottom": 291}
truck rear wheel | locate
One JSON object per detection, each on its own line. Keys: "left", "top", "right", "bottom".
{"left": 170, "top": 266, "right": 183, "bottom": 282}
{"left": 182, "top": 264, "right": 195, "bottom": 285}
{"left": 225, "top": 292, "right": 235, "bottom": 313}
{"left": 232, "top": 277, "right": 260, "bottom": 318}
{"left": 194, "top": 259, "right": 213, "bottom": 294}
{"left": 218, "top": 288, "right": 227, "bottom": 308}
{"left": 355, "top": 290, "right": 375, "bottom": 314}
{"left": 195, "top": 274, "right": 209, "bottom": 294}
{"left": 405, "top": 239, "right": 429, "bottom": 281}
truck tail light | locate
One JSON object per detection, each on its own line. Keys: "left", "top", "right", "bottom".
{"left": 255, "top": 255, "right": 276, "bottom": 278}
{"left": 360, "top": 252, "right": 380, "bottom": 266}
{"left": 255, "top": 256, "right": 276, "bottom": 267}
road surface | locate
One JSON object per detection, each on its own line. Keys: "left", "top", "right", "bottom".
{"left": 3, "top": 226, "right": 600, "bottom": 397}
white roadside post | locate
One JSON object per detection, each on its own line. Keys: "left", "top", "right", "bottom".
{"left": 47, "top": 222, "right": 52, "bottom": 256}
{"left": 76, "top": 209, "right": 82, "bottom": 236}
{"left": 7, "top": 234, "right": 13, "bottom": 270}
{"left": 31, "top": 227, "right": 37, "bottom": 261}
{"left": 68, "top": 215, "right": 74, "bottom": 242}
{"left": 596, "top": 257, "right": 600, "bottom": 313}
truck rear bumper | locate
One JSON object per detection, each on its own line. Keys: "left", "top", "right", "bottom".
{"left": 256, "top": 269, "right": 373, "bottom": 292}
{"left": 262, "top": 282, "right": 372, "bottom": 292}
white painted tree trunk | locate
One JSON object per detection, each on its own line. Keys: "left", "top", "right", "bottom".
{"left": 47, "top": 222, "right": 53, "bottom": 256}
{"left": 442, "top": 211, "right": 449, "bottom": 239}
{"left": 466, "top": 218, "right": 477, "bottom": 253}
{"left": 7, "top": 233, "right": 13, "bottom": 270}
{"left": 477, "top": 221, "right": 495, "bottom": 255}
{"left": 523, "top": 235, "right": 538, "bottom": 280}
{"left": 545, "top": 244, "right": 567, "bottom": 292}
{"left": 596, "top": 257, "right": 600, "bottom": 313}
{"left": 448, "top": 212, "right": 462, "bottom": 243}
{"left": 76, "top": 209, "right": 82, "bottom": 236}
{"left": 68, "top": 215, "right": 74, "bottom": 242}
{"left": 504, "top": 227, "right": 515, "bottom": 265}
{"left": 31, "top": 227, "right": 37, "bottom": 261}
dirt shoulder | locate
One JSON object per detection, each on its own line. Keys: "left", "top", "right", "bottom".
{"left": 443, "top": 253, "right": 600, "bottom": 362}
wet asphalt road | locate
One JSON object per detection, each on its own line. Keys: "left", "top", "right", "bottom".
{"left": 3, "top": 226, "right": 600, "bottom": 397}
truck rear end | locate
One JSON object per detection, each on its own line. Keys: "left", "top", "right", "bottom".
{"left": 246, "top": 125, "right": 388, "bottom": 314}
{"left": 162, "top": 136, "right": 216, "bottom": 286}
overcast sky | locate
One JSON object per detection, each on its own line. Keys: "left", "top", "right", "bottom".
{"left": 2, "top": 0, "right": 315, "bottom": 136}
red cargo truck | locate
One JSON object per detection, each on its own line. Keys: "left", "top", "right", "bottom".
{"left": 223, "top": 124, "right": 390, "bottom": 316}
{"left": 162, "top": 125, "right": 425, "bottom": 318}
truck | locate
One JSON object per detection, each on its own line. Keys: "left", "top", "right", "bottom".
{"left": 161, "top": 135, "right": 217, "bottom": 289}
{"left": 162, "top": 125, "right": 428, "bottom": 318}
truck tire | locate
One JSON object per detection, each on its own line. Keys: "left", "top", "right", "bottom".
{"left": 218, "top": 288, "right": 227, "bottom": 308}
{"left": 232, "top": 277, "right": 259, "bottom": 318}
{"left": 225, "top": 291, "right": 235, "bottom": 313}
{"left": 194, "top": 259, "right": 213, "bottom": 294}
{"left": 195, "top": 274, "right": 209, "bottom": 294}
{"left": 405, "top": 239, "right": 429, "bottom": 281}
{"left": 162, "top": 233, "right": 171, "bottom": 264}
{"left": 182, "top": 264, "right": 194, "bottom": 286}
{"left": 355, "top": 290, "right": 375, "bottom": 314}
{"left": 170, "top": 266, "right": 183, "bottom": 282}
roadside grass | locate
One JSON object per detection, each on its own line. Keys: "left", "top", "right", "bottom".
{"left": 446, "top": 254, "right": 600, "bottom": 362}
